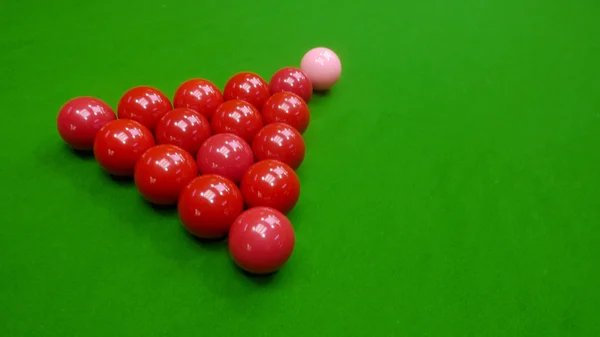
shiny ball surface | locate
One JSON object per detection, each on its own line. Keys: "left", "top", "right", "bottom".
{"left": 178, "top": 174, "right": 244, "bottom": 239}
{"left": 228, "top": 207, "right": 295, "bottom": 275}
{"left": 155, "top": 108, "right": 212, "bottom": 156}
{"left": 300, "top": 47, "right": 342, "bottom": 91}
{"left": 173, "top": 78, "right": 223, "bottom": 121}
{"left": 223, "top": 72, "right": 270, "bottom": 110}
{"left": 56, "top": 97, "right": 116, "bottom": 151}
{"left": 269, "top": 67, "right": 312, "bottom": 103}
{"left": 117, "top": 86, "right": 173, "bottom": 132}
{"left": 134, "top": 144, "right": 198, "bottom": 205}
{"left": 211, "top": 100, "right": 263, "bottom": 144}
{"left": 261, "top": 92, "right": 310, "bottom": 134}
{"left": 93, "top": 119, "right": 155, "bottom": 176}
{"left": 196, "top": 133, "right": 254, "bottom": 184}
{"left": 252, "top": 123, "right": 305, "bottom": 170}
{"left": 240, "top": 159, "right": 300, "bottom": 214}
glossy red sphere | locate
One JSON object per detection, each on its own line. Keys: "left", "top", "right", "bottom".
{"left": 155, "top": 108, "right": 212, "bottom": 156}
{"left": 56, "top": 97, "right": 116, "bottom": 151}
{"left": 178, "top": 174, "right": 244, "bottom": 239}
{"left": 196, "top": 133, "right": 254, "bottom": 184}
{"left": 223, "top": 72, "right": 270, "bottom": 110}
{"left": 173, "top": 78, "right": 224, "bottom": 120}
{"left": 228, "top": 207, "right": 295, "bottom": 275}
{"left": 240, "top": 160, "right": 300, "bottom": 214}
{"left": 117, "top": 86, "right": 173, "bottom": 132}
{"left": 252, "top": 123, "right": 305, "bottom": 170}
{"left": 261, "top": 92, "right": 310, "bottom": 134}
{"left": 211, "top": 100, "right": 263, "bottom": 144}
{"left": 269, "top": 67, "right": 313, "bottom": 103}
{"left": 94, "top": 119, "right": 155, "bottom": 176}
{"left": 134, "top": 144, "right": 198, "bottom": 205}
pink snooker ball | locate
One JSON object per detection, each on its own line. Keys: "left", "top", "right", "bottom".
{"left": 300, "top": 47, "right": 342, "bottom": 91}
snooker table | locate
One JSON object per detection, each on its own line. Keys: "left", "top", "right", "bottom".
{"left": 1, "top": 0, "right": 600, "bottom": 335}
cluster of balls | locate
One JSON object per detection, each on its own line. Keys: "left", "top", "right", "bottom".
{"left": 56, "top": 47, "right": 341, "bottom": 275}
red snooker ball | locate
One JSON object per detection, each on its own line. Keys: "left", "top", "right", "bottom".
{"left": 155, "top": 108, "right": 212, "bottom": 156}
{"left": 173, "top": 78, "right": 224, "bottom": 121}
{"left": 134, "top": 144, "right": 198, "bottom": 205}
{"left": 178, "top": 174, "right": 244, "bottom": 239}
{"left": 252, "top": 123, "right": 305, "bottom": 170}
{"left": 269, "top": 67, "right": 313, "bottom": 103}
{"left": 261, "top": 92, "right": 310, "bottom": 134}
{"left": 240, "top": 159, "right": 300, "bottom": 214}
{"left": 56, "top": 96, "right": 116, "bottom": 151}
{"left": 94, "top": 119, "right": 155, "bottom": 176}
{"left": 211, "top": 100, "right": 263, "bottom": 144}
{"left": 117, "top": 86, "right": 173, "bottom": 132}
{"left": 223, "top": 72, "right": 270, "bottom": 110}
{"left": 196, "top": 133, "right": 254, "bottom": 184}
{"left": 228, "top": 207, "right": 295, "bottom": 275}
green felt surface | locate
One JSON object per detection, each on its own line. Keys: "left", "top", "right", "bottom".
{"left": 1, "top": 0, "right": 600, "bottom": 335}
